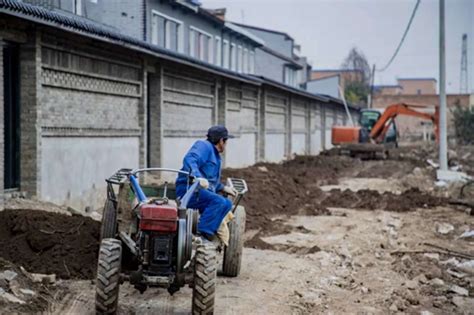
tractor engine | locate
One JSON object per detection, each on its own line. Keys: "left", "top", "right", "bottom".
{"left": 138, "top": 203, "right": 178, "bottom": 276}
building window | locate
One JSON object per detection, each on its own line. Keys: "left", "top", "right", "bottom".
{"left": 237, "top": 45, "right": 243, "bottom": 73}
{"left": 230, "top": 43, "right": 236, "bottom": 71}
{"left": 215, "top": 37, "right": 221, "bottom": 66}
{"left": 223, "top": 40, "right": 230, "bottom": 69}
{"left": 243, "top": 48, "right": 249, "bottom": 73}
{"left": 284, "top": 67, "right": 297, "bottom": 87}
{"left": 189, "top": 26, "right": 213, "bottom": 63}
{"left": 249, "top": 50, "right": 255, "bottom": 74}
{"left": 151, "top": 10, "right": 183, "bottom": 53}
{"left": 74, "top": 0, "right": 82, "bottom": 15}
{"left": 296, "top": 70, "right": 302, "bottom": 86}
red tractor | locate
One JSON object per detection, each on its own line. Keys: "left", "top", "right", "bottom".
{"left": 96, "top": 168, "right": 247, "bottom": 314}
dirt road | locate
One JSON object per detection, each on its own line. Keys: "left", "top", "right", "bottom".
{"left": 52, "top": 192, "right": 473, "bottom": 314}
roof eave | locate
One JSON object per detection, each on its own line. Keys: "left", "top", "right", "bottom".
{"left": 0, "top": 8, "right": 260, "bottom": 85}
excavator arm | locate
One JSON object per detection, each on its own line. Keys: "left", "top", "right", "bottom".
{"left": 370, "top": 103, "right": 439, "bottom": 143}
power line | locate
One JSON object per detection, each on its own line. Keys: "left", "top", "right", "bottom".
{"left": 377, "top": 0, "right": 421, "bottom": 72}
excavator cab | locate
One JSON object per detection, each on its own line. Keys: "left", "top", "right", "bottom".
{"left": 359, "top": 110, "right": 381, "bottom": 132}
{"left": 359, "top": 109, "right": 397, "bottom": 144}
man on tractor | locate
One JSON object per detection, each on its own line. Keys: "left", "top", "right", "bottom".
{"left": 175, "top": 125, "right": 237, "bottom": 243}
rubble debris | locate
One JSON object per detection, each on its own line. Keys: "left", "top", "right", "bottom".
{"left": 447, "top": 269, "right": 467, "bottom": 278}
{"left": 449, "top": 285, "right": 469, "bottom": 296}
{"left": 0, "top": 270, "right": 18, "bottom": 282}
{"left": 423, "top": 253, "right": 440, "bottom": 262}
{"left": 459, "top": 230, "right": 474, "bottom": 239}
{"left": 0, "top": 289, "right": 26, "bottom": 305}
{"left": 452, "top": 296, "right": 474, "bottom": 309}
{"left": 18, "top": 288, "right": 35, "bottom": 297}
{"left": 0, "top": 258, "right": 61, "bottom": 313}
{"left": 435, "top": 222, "right": 455, "bottom": 235}
{"left": 20, "top": 267, "right": 56, "bottom": 284}
{"left": 455, "top": 260, "right": 474, "bottom": 276}
{"left": 429, "top": 278, "right": 445, "bottom": 286}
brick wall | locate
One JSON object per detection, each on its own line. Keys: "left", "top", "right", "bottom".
{"left": 39, "top": 34, "right": 142, "bottom": 135}
{"left": 37, "top": 32, "right": 143, "bottom": 210}
{"left": 20, "top": 31, "right": 41, "bottom": 197}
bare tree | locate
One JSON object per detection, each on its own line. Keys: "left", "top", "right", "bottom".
{"left": 341, "top": 47, "right": 371, "bottom": 105}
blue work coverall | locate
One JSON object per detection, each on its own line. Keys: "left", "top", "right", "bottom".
{"left": 175, "top": 140, "right": 232, "bottom": 237}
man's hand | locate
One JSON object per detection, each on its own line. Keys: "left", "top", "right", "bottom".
{"left": 223, "top": 185, "right": 237, "bottom": 197}
{"left": 196, "top": 177, "right": 209, "bottom": 189}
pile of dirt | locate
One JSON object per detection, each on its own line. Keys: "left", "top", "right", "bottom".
{"left": 223, "top": 155, "right": 354, "bottom": 232}
{"left": 321, "top": 188, "right": 448, "bottom": 212}
{"left": 0, "top": 210, "right": 100, "bottom": 279}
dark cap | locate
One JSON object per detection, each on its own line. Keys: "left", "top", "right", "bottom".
{"left": 206, "top": 125, "right": 235, "bottom": 142}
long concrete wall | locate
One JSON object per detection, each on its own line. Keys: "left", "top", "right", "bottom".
{"left": 225, "top": 83, "right": 259, "bottom": 167}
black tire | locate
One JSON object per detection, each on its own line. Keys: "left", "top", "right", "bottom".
{"left": 100, "top": 199, "right": 117, "bottom": 240}
{"left": 222, "top": 206, "right": 246, "bottom": 277}
{"left": 96, "top": 238, "right": 122, "bottom": 315}
{"left": 192, "top": 241, "right": 217, "bottom": 315}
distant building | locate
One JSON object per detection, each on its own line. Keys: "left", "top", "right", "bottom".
{"left": 311, "top": 69, "right": 363, "bottom": 83}
{"left": 306, "top": 74, "right": 341, "bottom": 99}
{"left": 372, "top": 85, "right": 403, "bottom": 96}
{"left": 397, "top": 78, "right": 437, "bottom": 95}
{"left": 234, "top": 23, "right": 311, "bottom": 88}
{"left": 307, "top": 69, "right": 364, "bottom": 103}
{"left": 374, "top": 78, "right": 437, "bottom": 96}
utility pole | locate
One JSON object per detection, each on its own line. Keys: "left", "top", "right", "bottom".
{"left": 368, "top": 64, "right": 376, "bottom": 109}
{"left": 460, "top": 34, "right": 468, "bottom": 94}
{"left": 438, "top": 0, "right": 448, "bottom": 172}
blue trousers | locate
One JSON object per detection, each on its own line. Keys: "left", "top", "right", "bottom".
{"left": 176, "top": 185, "right": 232, "bottom": 236}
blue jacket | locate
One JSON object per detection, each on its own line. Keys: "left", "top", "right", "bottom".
{"left": 176, "top": 140, "right": 224, "bottom": 193}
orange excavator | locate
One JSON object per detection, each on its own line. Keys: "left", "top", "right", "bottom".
{"left": 331, "top": 103, "right": 439, "bottom": 158}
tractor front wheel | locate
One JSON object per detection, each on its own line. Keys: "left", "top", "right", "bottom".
{"left": 192, "top": 241, "right": 217, "bottom": 314}
{"left": 96, "top": 238, "right": 122, "bottom": 315}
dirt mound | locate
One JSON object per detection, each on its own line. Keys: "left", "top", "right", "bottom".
{"left": 321, "top": 188, "right": 447, "bottom": 212}
{"left": 0, "top": 210, "right": 100, "bottom": 279}
{"left": 223, "top": 155, "right": 353, "bottom": 231}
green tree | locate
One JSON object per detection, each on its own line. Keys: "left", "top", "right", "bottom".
{"left": 452, "top": 103, "right": 474, "bottom": 144}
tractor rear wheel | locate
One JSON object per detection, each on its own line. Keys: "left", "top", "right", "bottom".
{"left": 96, "top": 238, "right": 122, "bottom": 315}
{"left": 100, "top": 199, "right": 117, "bottom": 240}
{"left": 222, "top": 206, "right": 246, "bottom": 277}
{"left": 192, "top": 241, "right": 217, "bottom": 315}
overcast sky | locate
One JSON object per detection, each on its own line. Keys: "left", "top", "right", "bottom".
{"left": 204, "top": 0, "right": 474, "bottom": 94}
